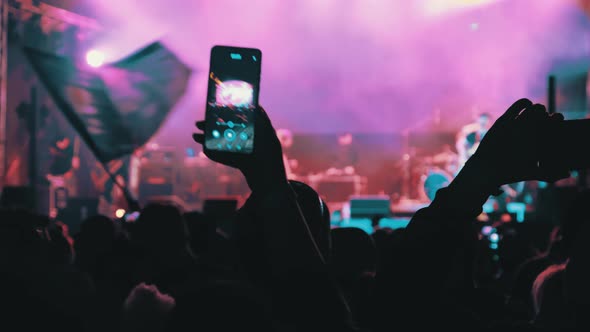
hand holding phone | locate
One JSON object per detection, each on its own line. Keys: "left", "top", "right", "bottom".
{"left": 460, "top": 100, "right": 570, "bottom": 187}
{"left": 194, "top": 107, "right": 287, "bottom": 193}
{"left": 193, "top": 46, "right": 287, "bottom": 193}
{"left": 204, "top": 46, "right": 262, "bottom": 154}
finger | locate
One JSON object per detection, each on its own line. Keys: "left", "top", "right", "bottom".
{"left": 255, "top": 105, "right": 271, "bottom": 124}
{"left": 192, "top": 133, "right": 204, "bottom": 144}
{"left": 499, "top": 98, "right": 533, "bottom": 122}
{"left": 196, "top": 121, "right": 206, "bottom": 130}
{"left": 517, "top": 103, "right": 547, "bottom": 121}
{"left": 549, "top": 112, "right": 564, "bottom": 121}
{"left": 255, "top": 106, "right": 276, "bottom": 135}
{"left": 256, "top": 106, "right": 282, "bottom": 144}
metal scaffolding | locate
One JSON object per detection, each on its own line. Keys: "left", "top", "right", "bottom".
{"left": 0, "top": 0, "right": 101, "bottom": 192}
{"left": 0, "top": 0, "right": 8, "bottom": 190}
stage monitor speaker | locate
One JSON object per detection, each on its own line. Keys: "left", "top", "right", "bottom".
{"left": 1, "top": 186, "right": 32, "bottom": 209}
{"left": 145, "top": 195, "right": 187, "bottom": 212}
{"left": 139, "top": 182, "right": 174, "bottom": 205}
{"left": 0, "top": 185, "right": 49, "bottom": 215}
{"left": 349, "top": 195, "right": 391, "bottom": 219}
{"left": 142, "top": 148, "right": 178, "bottom": 164}
{"left": 140, "top": 164, "right": 176, "bottom": 184}
{"left": 314, "top": 176, "right": 363, "bottom": 203}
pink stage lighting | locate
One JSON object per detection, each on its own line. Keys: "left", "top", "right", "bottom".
{"left": 86, "top": 49, "right": 105, "bottom": 68}
{"left": 215, "top": 80, "right": 253, "bottom": 107}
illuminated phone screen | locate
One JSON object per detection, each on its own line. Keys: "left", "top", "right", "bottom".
{"left": 205, "top": 46, "right": 261, "bottom": 154}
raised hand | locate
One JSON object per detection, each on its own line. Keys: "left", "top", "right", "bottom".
{"left": 192, "top": 106, "right": 288, "bottom": 193}
{"left": 463, "top": 98, "right": 569, "bottom": 188}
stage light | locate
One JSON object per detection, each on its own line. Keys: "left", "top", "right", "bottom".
{"left": 115, "top": 209, "right": 126, "bottom": 219}
{"left": 86, "top": 49, "right": 105, "bottom": 68}
{"left": 423, "top": 0, "right": 499, "bottom": 15}
{"left": 489, "top": 233, "right": 499, "bottom": 243}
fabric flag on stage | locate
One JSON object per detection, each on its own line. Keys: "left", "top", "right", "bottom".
{"left": 24, "top": 42, "right": 191, "bottom": 162}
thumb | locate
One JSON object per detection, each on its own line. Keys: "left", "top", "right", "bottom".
{"left": 192, "top": 133, "right": 204, "bottom": 144}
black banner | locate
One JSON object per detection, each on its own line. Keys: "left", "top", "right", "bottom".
{"left": 24, "top": 42, "right": 191, "bottom": 162}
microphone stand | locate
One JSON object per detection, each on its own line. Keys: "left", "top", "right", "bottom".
{"left": 399, "top": 109, "right": 441, "bottom": 201}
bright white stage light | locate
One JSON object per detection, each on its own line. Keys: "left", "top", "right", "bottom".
{"left": 489, "top": 233, "right": 499, "bottom": 243}
{"left": 115, "top": 209, "right": 126, "bottom": 219}
{"left": 86, "top": 49, "right": 105, "bottom": 68}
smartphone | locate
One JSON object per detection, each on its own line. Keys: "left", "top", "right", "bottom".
{"left": 542, "top": 119, "right": 590, "bottom": 171}
{"left": 204, "top": 46, "right": 262, "bottom": 154}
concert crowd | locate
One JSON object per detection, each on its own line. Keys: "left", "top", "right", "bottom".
{"left": 1, "top": 99, "right": 590, "bottom": 332}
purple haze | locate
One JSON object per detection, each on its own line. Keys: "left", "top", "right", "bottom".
{"left": 87, "top": 0, "right": 589, "bottom": 144}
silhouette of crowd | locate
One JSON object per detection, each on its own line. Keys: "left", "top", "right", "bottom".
{"left": 2, "top": 99, "right": 589, "bottom": 331}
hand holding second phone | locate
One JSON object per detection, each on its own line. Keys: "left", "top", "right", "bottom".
{"left": 193, "top": 106, "right": 288, "bottom": 194}
{"left": 455, "top": 98, "right": 569, "bottom": 193}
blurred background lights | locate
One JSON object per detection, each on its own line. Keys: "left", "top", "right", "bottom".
{"left": 115, "top": 208, "right": 126, "bottom": 219}
{"left": 489, "top": 233, "right": 499, "bottom": 243}
{"left": 86, "top": 49, "right": 105, "bottom": 68}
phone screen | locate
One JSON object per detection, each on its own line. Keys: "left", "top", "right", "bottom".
{"left": 205, "top": 46, "right": 261, "bottom": 154}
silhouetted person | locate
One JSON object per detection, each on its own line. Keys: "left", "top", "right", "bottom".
{"left": 122, "top": 283, "right": 176, "bottom": 332}
{"left": 331, "top": 227, "right": 377, "bottom": 328}
{"left": 373, "top": 100, "right": 569, "bottom": 331}
{"left": 194, "top": 107, "right": 354, "bottom": 331}
{"left": 131, "top": 203, "right": 201, "bottom": 298}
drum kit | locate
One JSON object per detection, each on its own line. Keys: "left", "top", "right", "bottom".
{"left": 406, "top": 146, "right": 459, "bottom": 202}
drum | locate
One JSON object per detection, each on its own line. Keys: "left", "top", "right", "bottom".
{"left": 420, "top": 169, "right": 452, "bottom": 201}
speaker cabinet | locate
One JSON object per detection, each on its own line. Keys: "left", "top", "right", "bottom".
{"left": 349, "top": 195, "right": 391, "bottom": 219}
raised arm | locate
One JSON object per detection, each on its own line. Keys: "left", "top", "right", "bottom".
{"left": 193, "top": 106, "right": 353, "bottom": 330}
{"left": 373, "top": 99, "right": 569, "bottom": 331}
